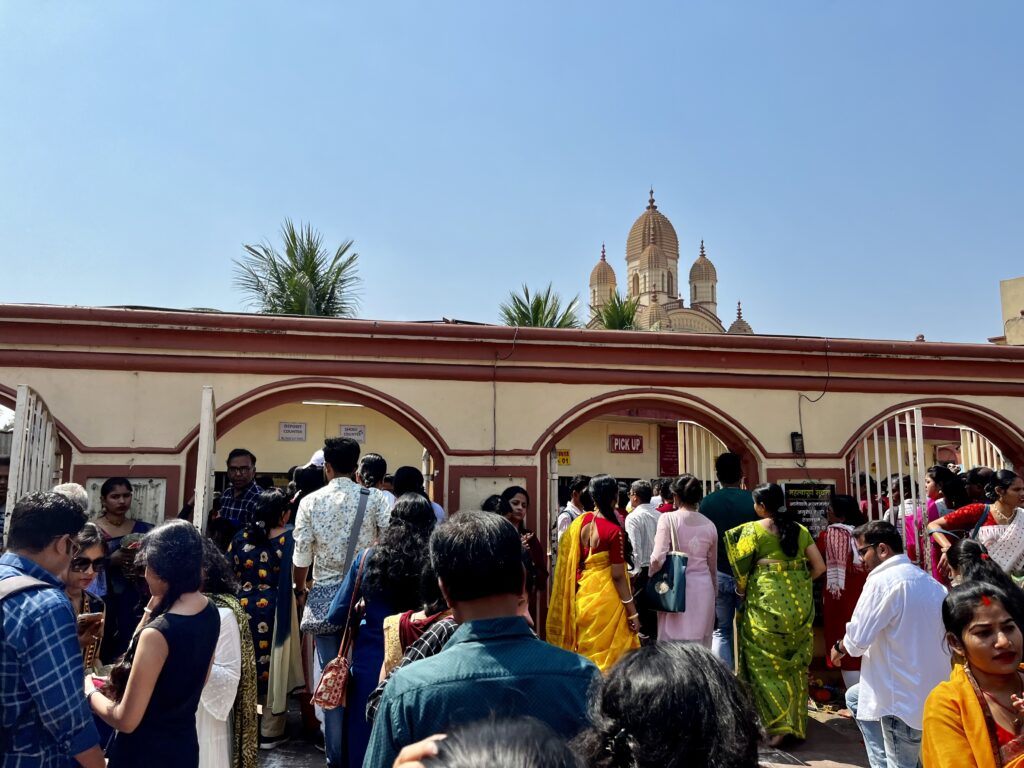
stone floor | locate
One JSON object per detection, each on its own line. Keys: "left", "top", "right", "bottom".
{"left": 259, "top": 702, "right": 872, "bottom": 768}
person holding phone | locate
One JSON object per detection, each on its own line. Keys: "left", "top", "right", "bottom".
{"left": 64, "top": 522, "right": 107, "bottom": 671}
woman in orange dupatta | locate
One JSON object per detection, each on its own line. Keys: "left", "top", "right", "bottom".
{"left": 923, "top": 582, "right": 1024, "bottom": 768}
{"left": 547, "top": 475, "right": 640, "bottom": 672}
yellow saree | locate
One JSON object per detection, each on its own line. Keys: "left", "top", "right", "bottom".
{"left": 546, "top": 514, "right": 639, "bottom": 672}
{"left": 923, "top": 665, "right": 1024, "bottom": 768}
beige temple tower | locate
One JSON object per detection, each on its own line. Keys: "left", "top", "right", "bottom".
{"left": 588, "top": 189, "right": 754, "bottom": 334}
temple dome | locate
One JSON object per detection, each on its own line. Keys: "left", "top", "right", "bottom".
{"left": 638, "top": 242, "right": 667, "bottom": 272}
{"left": 727, "top": 302, "right": 753, "bottom": 334}
{"left": 637, "top": 293, "right": 670, "bottom": 330}
{"left": 626, "top": 189, "right": 679, "bottom": 263}
{"left": 689, "top": 240, "right": 717, "bottom": 283}
{"left": 589, "top": 244, "right": 616, "bottom": 286}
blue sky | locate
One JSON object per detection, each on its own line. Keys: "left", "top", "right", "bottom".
{"left": 0, "top": 2, "right": 1021, "bottom": 343}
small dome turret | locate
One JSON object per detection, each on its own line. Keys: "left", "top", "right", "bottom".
{"left": 727, "top": 302, "right": 753, "bottom": 334}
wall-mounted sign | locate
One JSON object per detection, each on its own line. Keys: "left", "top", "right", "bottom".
{"left": 658, "top": 425, "right": 679, "bottom": 476}
{"left": 339, "top": 424, "right": 366, "bottom": 444}
{"left": 608, "top": 434, "right": 644, "bottom": 454}
{"left": 782, "top": 482, "right": 835, "bottom": 540}
{"left": 278, "top": 422, "right": 307, "bottom": 442}
{"left": 557, "top": 449, "right": 571, "bottom": 466}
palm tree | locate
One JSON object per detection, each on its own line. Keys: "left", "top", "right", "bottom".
{"left": 234, "top": 219, "right": 361, "bottom": 317}
{"left": 499, "top": 284, "right": 580, "bottom": 328}
{"left": 593, "top": 291, "right": 640, "bottom": 330}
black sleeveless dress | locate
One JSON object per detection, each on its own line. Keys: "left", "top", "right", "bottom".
{"left": 107, "top": 600, "right": 221, "bottom": 768}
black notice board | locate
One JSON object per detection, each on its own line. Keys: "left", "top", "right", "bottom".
{"left": 783, "top": 482, "right": 835, "bottom": 540}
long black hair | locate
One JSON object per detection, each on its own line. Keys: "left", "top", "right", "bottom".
{"left": 574, "top": 643, "right": 761, "bottom": 768}
{"left": 946, "top": 539, "right": 1024, "bottom": 626}
{"left": 364, "top": 493, "right": 437, "bottom": 607}
{"left": 752, "top": 483, "right": 801, "bottom": 557}
{"left": 247, "top": 489, "right": 290, "bottom": 547}
{"left": 201, "top": 535, "right": 239, "bottom": 595}
{"left": 589, "top": 475, "right": 633, "bottom": 569}
{"left": 499, "top": 485, "right": 530, "bottom": 534}
{"left": 138, "top": 520, "right": 204, "bottom": 621}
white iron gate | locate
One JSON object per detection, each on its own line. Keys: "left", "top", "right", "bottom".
{"left": 192, "top": 386, "right": 217, "bottom": 534}
{"left": 4, "top": 385, "right": 63, "bottom": 546}
{"left": 679, "top": 421, "right": 728, "bottom": 494}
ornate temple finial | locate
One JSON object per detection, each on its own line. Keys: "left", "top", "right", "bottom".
{"left": 647, "top": 187, "right": 656, "bottom": 210}
{"left": 736, "top": 301, "right": 743, "bottom": 319}
{"left": 601, "top": 242, "right": 606, "bottom": 261}
{"left": 699, "top": 239, "right": 706, "bottom": 258}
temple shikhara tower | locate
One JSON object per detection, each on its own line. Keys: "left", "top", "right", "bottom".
{"left": 588, "top": 189, "right": 754, "bottom": 334}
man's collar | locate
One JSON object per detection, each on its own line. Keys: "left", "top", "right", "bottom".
{"left": 444, "top": 616, "right": 534, "bottom": 648}
{"left": 0, "top": 551, "right": 64, "bottom": 586}
{"left": 229, "top": 480, "right": 259, "bottom": 498}
{"left": 632, "top": 503, "right": 656, "bottom": 514}
{"left": 868, "top": 552, "right": 910, "bottom": 577}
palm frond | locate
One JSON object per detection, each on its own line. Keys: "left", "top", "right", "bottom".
{"left": 593, "top": 291, "right": 641, "bottom": 330}
{"left": 499, "top": 283, "right": 580, "bottom": 328}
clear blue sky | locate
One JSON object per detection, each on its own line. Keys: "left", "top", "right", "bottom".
{"left": 1, "top": 2, "right": 1021, "bottom": 343}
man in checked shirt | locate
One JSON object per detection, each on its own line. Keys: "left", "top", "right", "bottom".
{"left": 1, "top": 492, "right": 104, "bottom": 767}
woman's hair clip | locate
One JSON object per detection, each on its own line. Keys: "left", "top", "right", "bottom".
{"left": 606, "top": 728, "right": 631, "bottom": 757}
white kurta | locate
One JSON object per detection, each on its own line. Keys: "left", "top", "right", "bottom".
{"left": 197, "top": 606, "right": 241, "bottom": 768}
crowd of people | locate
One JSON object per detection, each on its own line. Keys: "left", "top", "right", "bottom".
{"left": 4, "top": 438, "right": 1024, "bottom": 768}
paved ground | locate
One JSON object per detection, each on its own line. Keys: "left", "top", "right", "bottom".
{"left": 261, "top": 705, "right": 872, "bottom": 768}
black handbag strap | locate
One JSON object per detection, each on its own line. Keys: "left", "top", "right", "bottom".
{"left": 342, "top": 487, "right": 371, "bottom": 575}
{"left": 970, "top": 505, "right": 991, "bottom": 541}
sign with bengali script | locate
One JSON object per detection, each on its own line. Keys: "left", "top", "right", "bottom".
{"left": 557, "top": 449, "right": 571, "bottom": 466}
{"left": 658, "top": 425, "right": 679, "bottom": 476}
{"left": 783, "top": 482, "right": 835, "bottom": 539}
{"left": 608, "top": 434, "right": 644, "bottom": 454}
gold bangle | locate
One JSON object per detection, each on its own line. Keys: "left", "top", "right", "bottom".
{"left": 627, "top": 613, "right": 639, "bottom": 621}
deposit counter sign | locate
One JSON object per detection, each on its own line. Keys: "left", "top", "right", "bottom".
{"left": 783, "top": 482, "right": 835, "bottom": 539}
{"left": 608, "top": 434, "right": 643, "bottom": 454}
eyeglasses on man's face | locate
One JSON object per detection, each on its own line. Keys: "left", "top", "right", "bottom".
{"left": 227, "top": 465, "right": 254, "bottom": 475}
{"left": 856, "top": 543, "right": 878, "bottom": 558}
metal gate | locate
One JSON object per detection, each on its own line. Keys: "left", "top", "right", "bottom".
{"left": 4, "top": 385, "right": 63, "bottom": 545}
{"left": 679, "top": 421, "right": 728, "bottom": 493}
{"left": 192, "top": 386, "right": 217, "bottom": 534}
{"left": 845, "top": 407, "right": 1013, "bottom": 571}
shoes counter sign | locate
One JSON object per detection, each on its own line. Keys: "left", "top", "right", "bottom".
{"left": 339, "top": 424, "right": 367, "bottom": 444}
{"left": 608, "top": 434, "right": 644, "bottom": 454}
{"left": 278, "top": 422, "right": 307, "bottom": 442}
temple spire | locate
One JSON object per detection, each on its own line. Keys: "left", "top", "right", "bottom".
{"left": 647, "top": 187, "right": 657, "bottom": 210}
{"left": 736, "top": 301, "right": 743, "bottom": 319}
{"left": 700, "top": 239, "right": 706, "bottom": 258}
{"left": 600, "top": 242, "right": 606, "bottom": 261}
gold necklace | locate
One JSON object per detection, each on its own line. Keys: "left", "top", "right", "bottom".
{"left": 992, "top": 504, "right": 1016, "bottom": 525}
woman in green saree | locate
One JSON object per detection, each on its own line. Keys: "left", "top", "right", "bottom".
{"left": 725, "top": 483, "right": 826, "bottom": 747}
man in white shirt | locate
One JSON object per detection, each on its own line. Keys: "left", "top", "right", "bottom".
{"left": 830, "top": 520, "right": 948, "bottom": 768}
{"left": 624, "top": 479, "right": 659, "bottom": 641}
{"left": 554, "top": 475, "right": 590, "bottom": 544}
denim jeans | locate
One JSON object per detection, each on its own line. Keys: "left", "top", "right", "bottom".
{"left": 314, "top": 633, "right": 344, "bottom": 767}
{"left": 712, "top": 571, "right": 738, "bottom": 670}
{"left": 846, "top": 684, "right": 922, "bottom": 768}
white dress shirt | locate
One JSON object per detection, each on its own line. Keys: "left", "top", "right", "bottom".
{"left": 842, "top": 554, "right": 948, "bottom": 730}
{"left": 624, "top": 503, "right": 659, "bottom": 573}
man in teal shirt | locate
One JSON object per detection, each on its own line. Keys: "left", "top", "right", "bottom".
{"left": 698, "top": 452, "right": 757, "bottom": 670}
{"left": 363, "top": 511, "right": 598, "bottom": 768}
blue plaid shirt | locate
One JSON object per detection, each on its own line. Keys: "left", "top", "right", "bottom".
{"left": 0, "top": 553, "right": 100, "bottom": 767}
{"left": 219, "top": 482, "right": 262, "bottom": 525}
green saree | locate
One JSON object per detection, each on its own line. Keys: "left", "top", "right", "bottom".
{"left": 725, "top": 521, "right": 814, "bottom": 739}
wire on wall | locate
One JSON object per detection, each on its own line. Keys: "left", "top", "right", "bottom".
{"left": 795, "top": 338, "right": 832, "bottom": 476}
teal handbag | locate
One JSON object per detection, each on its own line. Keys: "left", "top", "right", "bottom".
{"left": 644, "top": 520, "right": 688, "bottom": 613}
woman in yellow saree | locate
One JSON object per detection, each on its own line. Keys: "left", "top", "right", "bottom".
{"left": 547, "top": 475, "right": 640, "bottom": 672}
{"left": 923, "top": 582, "right": 1024, "bottom": 768}
{"left": 725, "top": 483, "right": 825, "bottom": 747}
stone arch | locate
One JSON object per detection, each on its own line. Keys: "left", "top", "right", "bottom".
{"left": 182, "top": 377, "right": 447, "bottom": 501}
{"left": 840, "top": 398, "right": 1024, "bottom": 473}
{"left": 534, "top": 387, "right": 766, "bottom": 519}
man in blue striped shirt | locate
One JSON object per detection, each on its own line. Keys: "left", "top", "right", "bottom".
{"left": 1, "top": 492, "right": 104, "bottom": 767}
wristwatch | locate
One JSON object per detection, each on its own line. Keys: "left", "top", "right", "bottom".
{"left": 833, "top": 640, "right": 845, "bottom": 656}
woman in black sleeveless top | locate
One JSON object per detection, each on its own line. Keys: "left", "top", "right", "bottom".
{"left": 87, "top": 520, "right": 221, "bottom": 768}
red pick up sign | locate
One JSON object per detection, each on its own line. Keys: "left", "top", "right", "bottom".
{"left": 608, "top": 434, "right": 644, "bottom": 453}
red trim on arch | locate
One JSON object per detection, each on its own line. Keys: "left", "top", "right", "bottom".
{"left": 181, "top": 380, "right": 446, "bottom": 509}
{"left": 838, "top": 399, "right": 1024, "bottom": 469}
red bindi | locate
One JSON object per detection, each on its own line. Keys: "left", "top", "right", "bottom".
{"left": 981, "top": 595, "right": 992, "bottom": 606}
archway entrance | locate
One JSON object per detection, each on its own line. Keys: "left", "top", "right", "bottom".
{"left": 183, "top": 379, "right": 446, "bottom": 513}
{"left": 842, "top": 400, "right": 1024, "bottom": 570}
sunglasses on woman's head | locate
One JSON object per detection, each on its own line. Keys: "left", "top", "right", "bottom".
{"left": 70, "top": 556, "right": 107, "bottom": 573}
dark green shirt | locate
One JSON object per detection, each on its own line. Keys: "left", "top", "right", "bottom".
{"left": 699, "top": 487, "right": 757, "bottom": 576}
{"left": 364, "top": 616, "right": 599, "bottom": 768}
